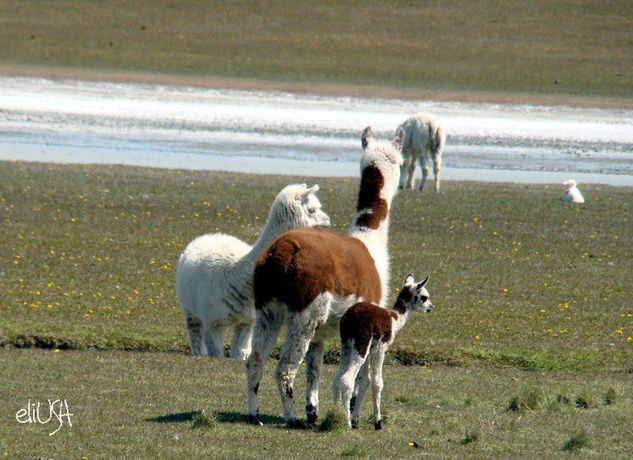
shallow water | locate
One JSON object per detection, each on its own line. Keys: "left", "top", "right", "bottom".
{"left": 1, "top": 76, "right": 632, "bottom": 185}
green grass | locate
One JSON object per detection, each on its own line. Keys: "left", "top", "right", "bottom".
{"left": 507, "top": 387, "right": 543, "bottom": 413}
{"left": 562, "top": 429, "right": 591, "bottom": 452}
{"left": 317, "top": 409, "right": 347, "bottom": 433}
{"left": 1, "top": 348, "right": 632, "bottom": 457}
{"left": 1, "top": 161, "right": 632, "bottom": 456}
{"left": 1, "top": 0, "right": 632, "bottom": 100}
{"left": 190, "top": 411, "right": 217, "bottom": 430}
{"left": 1, "top": 161, "right": 632, "bottom": 371}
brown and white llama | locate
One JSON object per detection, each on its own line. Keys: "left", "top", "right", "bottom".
{"left": 333, "top": 274, "right": 433, "bottom": 430}
{"left": 245, "top": 126, "right": 404, "bottom": 428}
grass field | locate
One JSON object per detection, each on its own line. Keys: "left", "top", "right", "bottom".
{"left": 2, "top": 161, "right": 633, "bottom": 370}
{"left": 1, "top": 0, "right": 632, "bottom": 102}
{"left": 2, "top": 348, "right": 632, "bottom": 457}
{"left": 1, "top": 160, "right": 632, "bottom": 455}
{"left": 2, "top": 160, "right": 632, "bottom": 368}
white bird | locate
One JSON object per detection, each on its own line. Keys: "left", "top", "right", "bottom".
{"left": 562, "top": 179, "right": 585, "bottom": 203}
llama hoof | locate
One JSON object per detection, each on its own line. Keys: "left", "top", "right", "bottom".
{"left": 286, "top": 419, "right": 308, "bottom": 430}
{"left": 248, "top": 414, "right": 263, "bottom": 426}
{"left": 349, "top": 396, "right": 357, "bottom": 413}
{"left": 305, "top": 404, "right": 318, "bottom": 424}
{"left": 351, "top": 419, "right": 359, "bottom": 429}
{"left": 374, "top": 420, "right": 382, "bottom": 430}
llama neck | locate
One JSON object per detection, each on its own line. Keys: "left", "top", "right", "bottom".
{"left": 231, "top": 209, "right": 289, "bottom": 294}
{"left": 350, "top": 213, "right": 391, "bottom": 244}
{"left": 390, "top": 306, "right": 410, "bottom": 337}
{"left": 243, "top": 210, "right": 287, "bottom": 266}
{"left": 349, "top": 163, "right": 396, "bottom": 307}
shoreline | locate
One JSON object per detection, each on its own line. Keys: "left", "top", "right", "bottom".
{"left": 1, "top": 63, "right": 632, "bottom": 110}
{"left": 2, "top": 68, "right": 632, "bottom": 187}
{"left": 3, "top": 157, "right": 633, "bottom": 187}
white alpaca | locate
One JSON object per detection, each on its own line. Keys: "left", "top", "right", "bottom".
{"left": 562, "top": 179, "right": 585, "bottom": 203}
{"left": 246, "top": 126, "right": 404, "bottom": 427}
{"left": 176, "top": 184, "right": 330, "bottom": 360}
{"left": 397, "top": 112, "right": 446, "bottom": 193}
{"left": 333, "top": 274, "right": 433, "bottom": 430}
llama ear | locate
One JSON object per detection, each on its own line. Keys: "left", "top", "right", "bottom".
{"left": 392, "top": 127, "right": 404, "bottom": 148}
{"left": 300, "top": 184, "right": 319, "bottom": 201}
{"left": 404, "top": 273, "right": 415, "bottom": 287}
{"left": 361, "top": 126, "right": 372, "bottom": 149}
{"left": 416, "top": 275, "right": 430, "bottom": 289}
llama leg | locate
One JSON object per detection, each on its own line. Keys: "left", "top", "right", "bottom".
{"left": 185, "top": 313, "right": 203, "bottom": 355}
{"left": 351, "top": 357, "right": 371, "bottom": 429}
{"left": 332, "top": 342, "right": 352, "bottom": 405}
{"left": 419, "top": 155, "right": 429, "bottom": 191}
{"left": 202, "top": 323, "right": 225, "bottom": 357}
{"left": 332, "top": 341, "right": 356, "bottom": 407}
{"left": 369, "top": 345, "right": 386, "bottom": 430}
{"left": 229, "top": 322, "right": 253, "bottom": 360}
{"left": 433, "top": 153, "right": 442, "bottom": 193}
{"left": 399, "top": 157, "right": 411, "bottom": 189}
{"left": 406, "top": 155, "right": 417, "bottom": 189}
{"left": 349, "top": 373, "right": 361, "bottom": 414}
{"left": 305, "top": 340, "right": 325, "bottom": 424}
{"left": 276, "top": 310, "right": 322, "bottom": 427}
{"left": 332, "top": 343, "right": 366, "bottom": 429}
{"left": 246, "top": 303, "right": 285, "bottom": 425}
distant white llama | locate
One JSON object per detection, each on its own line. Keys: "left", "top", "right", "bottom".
{"left": 176, "top": 184, "right": 330, "bottom": 359}
{"left": 397, "top": 112, "right": 446, "bottom": 192}
{"left": 333, "top": 274, "right": 433, "bottom": 430}
{"left": 246, "top": 126, "right": 404, "bottom": 428}
{"left": 562, "top": 179, "right": 585, "bottom": 203}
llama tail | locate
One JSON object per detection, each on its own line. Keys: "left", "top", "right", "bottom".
{"left": 430, "top": 122, "right": 445, "bottom": 155}
{"left": 253, "top": 238, "right": 300, "bottom": 309}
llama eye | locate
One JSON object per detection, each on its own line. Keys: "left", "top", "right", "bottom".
{"left": 421, "top": 296, "right": 428, "bottom": 303}
{"left": 308, "top": 208, "right": 316, "bottom": 214}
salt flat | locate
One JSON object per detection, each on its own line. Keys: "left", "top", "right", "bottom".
{"left": 1, "top": 76, "right": 632, "bottom": 185}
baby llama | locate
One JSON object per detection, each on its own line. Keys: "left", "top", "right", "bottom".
{"left": 397, "top": 112, "right": 446, "bottom": 192}
{"left": 246, "top": 126, "right": 404, "bottom": 428}
{"left": 176, "top": 183, "right": 330, "bottom": 359}
{"left": 333, "top": 273, "right": 433, "bottom": 429}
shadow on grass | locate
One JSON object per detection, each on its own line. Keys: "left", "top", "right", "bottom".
{"left": 146, "top": 410, "right": 285, "bottom": 425}
{"left": 214, "top": 411, "right": 286, "bottom": 425}
{"left": 146, "top": 410, "right": 202, "bottom": 423}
